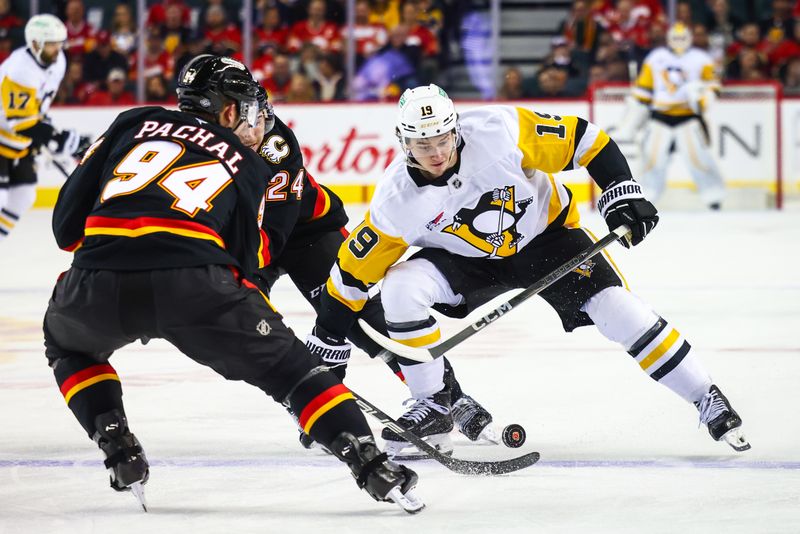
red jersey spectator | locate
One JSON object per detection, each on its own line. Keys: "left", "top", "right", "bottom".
{"left": 256, "top": 6, "right": 290, "bottom": 54}
{"left": 202, "top": 4, "right": 243, "bottom": 55}
{"left": 350, "top": 0, "right": 388, "bottom": 61}
{"left": 251, "top": 52, "right": 276, "bottom": 83}
{"left": 263, "top": 53, "right": 293, "bottom": 102}
{"left": 129, "top": 29, "right": 175, "bottom": 82}
{"left": 0, "top": 0, "right": 23, "bottom": 46}
{"left": 287, "top": 0, "right": 342, "bottom": 54}
{"left": 162, "top": 2, "right": 194, "bottom": 56}
{"left": 64, "top": 0, "right": 96, "bottom": 58}
{"left": 604, "top": 0, "right": 651, "bottom": 49}
{"left": 768, "top": 19, "right": 800, "bottom": 70}
{"left": 400, "top": 1, "right": 438, "bottom": 57}
{"left": 83, "top": 31, "right": 130, "bottom": 89}
{"left": 147, "top": 0, "right": 191, "bottom": 27}
{"left": 726, "top": 23, "right": 770, "bottom": 60}
{"left": 85, "top": 68, "right": 136, "bottom": 105}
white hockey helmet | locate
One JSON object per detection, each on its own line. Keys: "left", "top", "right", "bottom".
{"left": 25, "top": 14, "right": 67, "bottom": 64}
{"left": 396, "top": 84, "right": 460, "bottom": 167}
{"left": 667, "top": 22, "right": 692, "bottom": 55}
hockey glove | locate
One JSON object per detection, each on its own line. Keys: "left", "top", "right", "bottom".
{"left": 306, "top": 324, "right": 352, "bottom": 380}
{"left": 598, "top": 179, "right": 659, "bottom": 248}
{"left": 49, "top": 129, "right": 81, "bottom": 157}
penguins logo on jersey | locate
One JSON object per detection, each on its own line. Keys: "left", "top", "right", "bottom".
{"left": 662, "top": 65, "right": 686, "bottom": 94}
{"left": 259, "top": 134, "right": 290, "bottom": 164}
{"left": 442, "top": 186, "right": 533, "bottom": 258}
{"left": 573, "top": 259, "right": 595, "bottom": 278}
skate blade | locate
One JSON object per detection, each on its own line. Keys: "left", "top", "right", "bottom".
{"left": 385, "top": 434, "right": 453, "bottom": 461}
{"left": 129, "top": 481, "right": 148, "bottom": 512}
{"left": 386, "top": 486, "right": 425, "bottom": 514}
{"left": 721, "top": 428, "right": 751, "bottom": 452}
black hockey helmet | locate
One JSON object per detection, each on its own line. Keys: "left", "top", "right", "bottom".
{"left": 176, "top": 54, "right": 261, "bottom": 127}
{"left": 256, "top": 84, "right": 276, "bottom": 133}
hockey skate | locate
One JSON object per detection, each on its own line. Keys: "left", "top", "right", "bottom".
{"left": 93, "top": 410, "right": 150, "bottom": 511}
{"left": 331, "top": 432, "right": 424, "bottom": 514}
{"left": 452, "top": 394, "right": 500, "bottom": 444}
{"left": 381, "top": 388, "right": 454, "bottom": 460}
{"left": 695, "top": 385, "right": 751, "bottom": 452}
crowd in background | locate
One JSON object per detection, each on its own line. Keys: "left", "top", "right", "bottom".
{"left": 1, "top": 0, "right": 799, "bottom": 103}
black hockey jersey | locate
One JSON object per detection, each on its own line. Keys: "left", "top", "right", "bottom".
{"left": 53, "top": 106, "right": 278, "bottom": 277}
{"left": 253, "top": 115, "right": 348, "bottom": 250}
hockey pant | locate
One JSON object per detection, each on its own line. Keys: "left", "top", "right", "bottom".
{"left": 639, "top": 116, "right": 725, "bottom": 206}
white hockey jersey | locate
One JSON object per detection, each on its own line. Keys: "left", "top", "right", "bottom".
{"left": 327, "top": 105, "right": 611, "bottom": 311}
{"left": 632, "top": 46, "right": 719, "bottom": 116}
{"left": 0, "top": 47, "right": 67, "bottom": 159}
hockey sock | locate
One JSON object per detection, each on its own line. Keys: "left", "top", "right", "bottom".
{"left": 397, "top": 357, "right": 445, "bottom": 399}
{"left": 0, "top": 184, "right": 35, "bottom": 240}
{"left": 286, "top": 367, "right": 371, "bottom": 448}
{"left": 52, "top": 356, "right": 124, "bottom": 438}
{"left": 584, "top": 286, "right": 712, "bottom": 403}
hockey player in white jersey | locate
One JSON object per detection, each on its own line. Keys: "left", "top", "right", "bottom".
{"left": 0, "top": 14, "right": 82, "bottom": 241}
{"left": 309, "top": 84, "right": 750, "bottom": 457}
{"left": 632, "top": 22, "right": 725, "bottom": 209}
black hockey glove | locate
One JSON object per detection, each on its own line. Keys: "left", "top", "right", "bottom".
{"left": 49, "top": 129, "right": 81, "bottom": 157}
{"left": 306, "top": 324, "right": 352, "bottom": 380}
{"left": 18, "top": 121, "right": 56, "bottom": 151}
{"left": 598, "top": 179, "right": 659, "bottom": 248}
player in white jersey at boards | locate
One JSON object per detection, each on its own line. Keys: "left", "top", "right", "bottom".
{"left": 628, "top": 22, "right": 725, "bottom": 209}
{"left": 307, "top": 84, "right": 750, "bottom": 457}
{"left": 0, "top": 14, "right": 83, "bottom": 241}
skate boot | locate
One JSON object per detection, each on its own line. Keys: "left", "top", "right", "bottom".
{"left": 284, "top": 404, "right": 331, "bottom": 454}
{"left": 380, "top": 388, "right": 453, "bottom": 460}
{"left": 331, "top": 432, "right": 424, "bottom": 514}
{"left": 93, "top": 410, "right": 150, "bottom": 511}
{"left": 695, "top": 385, "right": 751, "bottom": 452}
{"left": 452, "top": 394, "right": 500, "bottom": 444}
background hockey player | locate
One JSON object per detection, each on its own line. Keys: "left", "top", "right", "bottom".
{"left": 246, "top": 87, "right": 499, "bottom": 451}
{"left": 628, "top": 22, "right": 726, "bottom": 209}
{"left": 0, "top": 14, "right": 84, "bottom": 241}
{"left": 313, "top": 84, "right": 750, "bottom": 458}
{"left": 43, "top": 55, "right": 422, "bottom": 513}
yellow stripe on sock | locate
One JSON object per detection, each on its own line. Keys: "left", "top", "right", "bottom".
{"left": 639, "top": 329, "right": 680, "bottom": 370}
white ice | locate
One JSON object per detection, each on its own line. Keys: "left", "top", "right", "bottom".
{"left": 1, "top": 206, "right": 799, "bottom": 534}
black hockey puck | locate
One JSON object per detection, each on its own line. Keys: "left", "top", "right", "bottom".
{"left": 502, "top": 424, "right": 526, "bottom": 448}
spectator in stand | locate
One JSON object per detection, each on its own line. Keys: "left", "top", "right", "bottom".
{"left": 526, "top": 66, "right": 575, "bottom": 97}
{"left": 263, "top": 53, "right": 294, "bottom": 102}
{"left": 256, "top": 6, "right": 290, "bottom": 54}
{"left": 251, "top": 50, "right": 276, "bottom": 84}
{"left": 604, "top": 0, "right": 651, "bottom": 52}
{"left": 83, "top": 30, "right": 129, "bottom": 90}
{"left": 110, "top": 3, "right": 137, "bottom": 56}
{"left": 768, "top": 19, "right": 800, "bottom": 74}
{"left": 416, "top": 0, "right": 444, "bottom": 38}
{"left": 130, "top": 28, "right": 175, "bottom": 84}
{"left": 0, "top": 0, "right": 23, "bottom": 48}
{"left": 705, "top": 0, "right": 743, "bottom": 48}
{"left": 201, "top": 4, "right": 243, "bottom": 56}
{"left": 692, "top": 22, "right": 710, "bottom": 50}
{"left": 498, "top": 66, "right": 525, "bottom": 99}
{"left": 161, "top": 2, "right": 194, "bottom": 57}
{"left": 64, "top": 0, "right": 96, "bottom": 59}
{"left": 55, "top": 59, "right": 91, "bottom": 104}
{"left": 312, "top": 52, "right": 346, "bottom": 101}
{"left": 352, "top": 25, "right": 417, "bottom": 101}
{"left": 780, "top": 56, "right": 800, "bottom": 93}
{"left": 725, "top": 23, "right": 768, "bottom": 69}
{"left": 760, "top": 0, "right": 796, "bottom": 42}
{"left": 85, "top": 68, "right": 136, "bottom": 106}
{"left": 286, "top": 72, "right": 316, "bottom": 102}
{"left": 369, "top": 0, "right": 401, "bottom": 30}
{"left": 399, "top": 0, "right": 439, "bottom": 83}
{"left": 287, "top": 0, "right": 342, "bottom": 54}
{"left": 350, "top": 0, "right": 388, "bottom": 67}
{"left": 145, "top": 74, "right": 174, "bottom": 103}
{"left": 675, "top": 1, "right": 693, "bottom": 27}
{"left": 561, "top": 0, "right": 603, "bottom": 55}
{"left": 298, "top": 42, "right": 323, "bottom": 80}
{"left": 147, "top": 0, "right": 191, "bottom": 28}
{"left": 0, "top": 29, "right": 12, "bottom": 64}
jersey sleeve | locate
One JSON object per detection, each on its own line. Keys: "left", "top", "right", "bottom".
{"left": 317, "top": 210, "right": 409, "bottom": 337}
{"left": 633, "top": 61, "right": 654, "bottom": 104}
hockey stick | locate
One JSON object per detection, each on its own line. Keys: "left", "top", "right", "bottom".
{"left": 358, "top": 225, "right": 630, "bottom": 362}
{"left": 351, "top": 390, "right": 540, "bottom": 475}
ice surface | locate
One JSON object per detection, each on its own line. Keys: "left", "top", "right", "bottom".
{"left": 2, "top": 207, "right": 799, "bottom": 534}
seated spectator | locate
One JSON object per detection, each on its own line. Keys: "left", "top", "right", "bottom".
{"left": 727, "top": 48, "right": 768, "bottom": 79}
{"left": 287, "top": 0, "right": 342, "bottom": 54}
{"left": 416, "top": 0, "right": 444, "bottom": 38}
{"left": 498, "top": 66, "right": 525, "bottom": 100}
{"left": 604, "top": 0, "right": 651, "bottom": 51}
{"left": 780, "top": 56, "right": 800, "bottom": 93}
{"left": 251, "top": 51, "right": 276, "bottom": 84}
{"left": 286, "top": 72, "right": 316, "bottom": 102}
{"left": 350, "top": 0, "right": 388, "bottom": 66}
{"left": 298, "top": 42, "right": 322, "bottom": 80}
{"left": 768, "top": 19, "right": 800, "bottom": 73}
{"left": 147, "top": 0, "right": 191, "bottom": 28}
{"left": 130, "top": 28, "right": 175, "bottom": 83}
{"left": 705, "top": 0, "right": 744, "bottom": 48}
{"left": 561, "top": 0, "right": 603, "bottom": 54}
{"left": 162, "top": 2, "right": 194, "bottom": 56}
{"left": 263, "top": 53, "right": 294, "bottom": 102}
{"left": 726, "top": 23, "right": 769, "bottom": 65}
{"left": 692, "top": 22, "right": 710, "bottom": 49}
{"left": 145, "top": 74, "right": 174, "bottom": 103}
{"left": 312, "top": 53, "right": 346, "bottom": 101}
{"left": 0, "top": 0, "right": 23, "bottom": 48}
{"left": 399, "top": 0, "right": 439, "bottom": 82}
{"left": 352, "top": 29, "right": 418, "bottom": 100}
{"left": 760, "top": 0, "right": 796, "bottom": 42}
{"left": 55, "top": 59, "right": 90, "bottom": 104}
{"left": 201, "top": 4, "right": 243, "bottom": 56}
{"left": 675, "top": 1, "right": 693, "bottom": 27}
{"left": 526, "top": 66, "right": 575, "bottom": 97}
{"left": 85, "top": 68, "right": 136, "bottom": 105}
{"left": 256, "top": 6, "right": 290, "bottom": 54}
{"left": 83, "top": 31, "right": 129, "bottom": 89}
{"left": 110, "top": 3, "right": 137, "bottom": 55}
{"left": 369, "top": 0, "right": 401, "bottom": 30}
{"left": 64, "top": 0, "right": 96, "bottom": 59}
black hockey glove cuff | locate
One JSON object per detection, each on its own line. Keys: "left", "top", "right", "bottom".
{"left": 306, "top": 324, "right": 352, "bottom": 380}
{"left": 49, "top": 129, "right": 81, "bottom": 157}
{"left": 598, "top": 179, "right": 659, "bottom": 248}
{"left": 19, "top": 121, "right": 56, "bottom": 150}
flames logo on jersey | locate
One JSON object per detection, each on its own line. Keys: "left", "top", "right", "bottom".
{"left": 259, "top": 134, "right": 290, "bottom": 164}
{"left": 442, "top": 185, "right": 533, "bottom": 258}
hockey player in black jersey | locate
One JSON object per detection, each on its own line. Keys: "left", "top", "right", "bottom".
{"left": 247, "top": 90, "right": 499, "bottom": 453}
{"left": 43, "top": 55, "right": 423, "bottom": 513}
